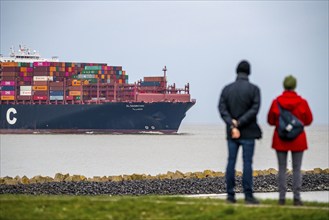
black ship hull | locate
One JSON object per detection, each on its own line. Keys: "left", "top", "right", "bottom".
{"left": 0, "top": 102, "right": 195, "bottom": 134}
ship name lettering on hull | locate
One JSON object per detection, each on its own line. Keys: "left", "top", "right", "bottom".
{"left": 6, "top": 108, "right": 17, "bottom": 125}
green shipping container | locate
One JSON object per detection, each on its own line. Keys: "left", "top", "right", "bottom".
{"left": 82, "top": 70, "right": 99, "bottom": 74}
{"left": 84, "top": 66, "right": 102, "bottom": 71}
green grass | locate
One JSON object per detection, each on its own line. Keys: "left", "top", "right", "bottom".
{"left": 0, "top": 194, "right": 328, "bottom": 220}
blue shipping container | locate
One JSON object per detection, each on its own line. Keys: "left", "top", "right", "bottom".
{"left": 50, "top": 91, "right": 64, "bottom": 96}
{"left": 1, "top": 86, "right": 15, "bottom": 91}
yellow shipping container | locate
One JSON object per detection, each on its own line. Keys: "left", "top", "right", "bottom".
{"left": 50, "top": 66, "right": 56, "bottom": 72}
{"left": 20, "top": 67, "right": 27, "bottom": 72}
{"left": 1, "top": 95, "right": 15, "bottom": 100}
{"left": 72, "top": 80, "right": 81, "bottom": 86}
{"left": 69, "top": 91, "right": 81, "bottom": 96}
{"left": 32, "top": 86, "right": 48, "bottom": 91}
{"left": 119, "top": 79, "right": 123, "bottom": 84}
{"left": 49, "top": 72, "right": 53, "bottom": 76}
{"left": 101, "top": 75, "right": 105, "bottom": 79}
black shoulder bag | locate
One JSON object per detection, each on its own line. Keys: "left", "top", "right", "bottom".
{"left": 277, "top": 100, "right": 304, "bottom": 140}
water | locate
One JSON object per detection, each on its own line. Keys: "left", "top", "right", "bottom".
{"left": 0, "top": 124, "right": 328, "bottom": 178}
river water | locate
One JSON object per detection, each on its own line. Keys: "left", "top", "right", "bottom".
{"left": 0, "top": 124, "right": 327, "bottom": 178}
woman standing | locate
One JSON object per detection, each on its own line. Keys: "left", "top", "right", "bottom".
{"left": 267, "top": 75, "right": 313, "bottom": 206}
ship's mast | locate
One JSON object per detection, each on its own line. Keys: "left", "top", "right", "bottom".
{"left": 162, "top": 66, "right": 167, "bottom": 90}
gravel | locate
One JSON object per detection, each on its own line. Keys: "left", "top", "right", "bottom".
{"left": 0, "top": 174, "right": 328, "bottom": 195}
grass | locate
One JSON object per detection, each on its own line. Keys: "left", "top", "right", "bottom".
{"left": 0, "top": 194, "right": 328, "bottom": 220}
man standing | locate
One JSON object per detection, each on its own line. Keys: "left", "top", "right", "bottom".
{"left": 218, "top": 60, "right": 262, "bottom": 204}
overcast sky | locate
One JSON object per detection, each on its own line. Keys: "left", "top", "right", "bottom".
{"left": 1, "top": 1, "right": 328, "bottom": 125}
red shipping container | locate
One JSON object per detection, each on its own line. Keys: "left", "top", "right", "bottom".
{"left": 1, "top": 76, "right": 16, "bottom": 81}
{"left": 2, "top": 67, "right": 19, "bottom": 72}
{"left": 49, "top": 86, "right": 63, "bottom": 91}
{"left": 33, "top": 72, "right": 49, "bottom": 76}
{"left": 66, "top": 96, "right": 74, "bottom": 100}
{"left": 17, "top": 95, "right": 31, "bottom": 100}
{"left": 1, "top": 91, "right": 15, "bottom": 96}
{"left": 18, "top": 81, "right": 32, "bottom": 86}
{"left": 49, "top": 82, "right": 64, "bottom": 87}
{"left": 1, "top": 81, "right": 15, "bottom": 86}
{"left": 23, "top": 77, "right": 33, "bottom": 82}
{"left": 1, "top": 72, "right": 17, "bottom": 77}
{"left": 33, "top": 81, "right": 48, "bottom": 86}
{"left": 34, "top": 66, "right": 50, "bottom": 72}
{"left": 33, "top": 91, "right": 48, "bottom": 96}
{"left": 33, "top": 95, "right": 48, "bottom": 100}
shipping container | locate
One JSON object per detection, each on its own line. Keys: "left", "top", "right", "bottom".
{"left": 32, "top": 86, "right": 48, "bottom": 91}
{"left": 23, "top": 77, "right": 33, "bottom": 82}
{"left": 84, "top": 66, "right": 102, "bottom": 71}
{"left": 1, "top": 86, "right": 15, "bottom": 91}
{"left": 33, "top": 95, "right": 48, "bottom": 101}
{"left": 50, "top": 91, "right": 64, "bottom": 96}
{"left": 69, "top": 91, "right": 81, "bottom": 96}
{"left": 20, "top": 86, "right": 32, "bottom": 91}
{"left": 16, "top": 95, "right": 31, "bottom": 100}
{"left": 49, "top": 81, "right": 64, "bottom": 86}
{"left": 50, "top": 96, "right": 64, "bottom": 100}
{"left": 33, "top": 61, "right": 51, "bottom": 67}
{"left": 33, "top": 91, "right": 48, "bottom": 96}
{"left": 33, "top": 81, "right": 48, "bottom": 86}
{"left": 20, "top": 91, "right": 32, "bottom": 96}
{"left": 1, "top": 81, "right": 15, "bottom": 86}
{"left": 33, "top": 72, "right": 49, "bottom": 76}
{"left": 1, "top": 95, "right": 15, "bottom": 100}
{"left": 33, "top": 76, "right": 53, "bottom": 81}
{"left": 72, "top": 80, "right": 81, "bottom": 86}
{"left": 1, "top": 62, "right": 18, "bottom": 67}
{"left": 2, "top": 67, "right": 19, "bottom": 72}
{"left": 66, "top": 96, "right": 74, "bottom": 101}
{"left": 1, "top": 72, "right": 17, "bottom": 77}
{"left": 49, "top": 86, "right": 63, "bottom": 91}
{"left": 1, "top": 91, "right": 15, "bottom": 96}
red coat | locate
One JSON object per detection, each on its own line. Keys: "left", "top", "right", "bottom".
{"left": 267, "top": 91, "right": 313, "bottom": 152}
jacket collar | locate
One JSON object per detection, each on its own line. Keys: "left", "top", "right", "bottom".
{"left": 236, "top": 72, "right": 249, "bottom": 81}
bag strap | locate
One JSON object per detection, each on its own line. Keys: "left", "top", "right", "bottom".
{"left": 276, "top": 99, "right": 282, "bottom": 113}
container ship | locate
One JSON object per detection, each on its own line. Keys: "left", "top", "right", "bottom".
{"left": 0, "top": 45, "right": 195, "bottom": 134}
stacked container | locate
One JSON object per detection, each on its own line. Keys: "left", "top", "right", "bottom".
{"left": 49, "top": 81, "right": 64, "bottom": 101}
{"left": 0, "top": 63, "right": 18, "bottom": 100}
{"left": 1, "top": 61, "right": 132, "bottom": 103}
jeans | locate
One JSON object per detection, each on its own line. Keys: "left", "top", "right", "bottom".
{"left": 226, "top": 139, "right": 255, "bottom": 199}
{"left": 276, "top": 151, "right": 304, "bottom": 200}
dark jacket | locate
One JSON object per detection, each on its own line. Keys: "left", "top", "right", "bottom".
{"left": 267, "top": 90, "right": 313, "bottom": 151}
{"left": 218, "top": 73, "right": 262, "bottom": 139}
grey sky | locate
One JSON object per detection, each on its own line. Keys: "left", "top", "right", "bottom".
{"left": 1, "top": 1, "right": 328, "bottom": 125}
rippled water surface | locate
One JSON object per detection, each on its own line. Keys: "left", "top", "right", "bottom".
{"left": 1, "top": 124, "right": 328, "bottom": 178}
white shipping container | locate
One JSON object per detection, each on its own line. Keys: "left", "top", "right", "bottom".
{"left": 20, "top": 91, "right": 32, "bottom": 96}
{"left": 50, "top": 96, "right": 64, "bottom": 100}
{"left": 20, "top": 86, "right": 32, "bottom": 91}
{"left": 33, "top": 76, "right": 54, "bottom": 81}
